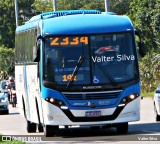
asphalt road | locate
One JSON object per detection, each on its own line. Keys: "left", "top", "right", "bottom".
{"left": 0, "top": 97, "right": 160, "bottom": 144}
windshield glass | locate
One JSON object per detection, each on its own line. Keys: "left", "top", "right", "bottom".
{"left": 90, "top": 33, "right": 137, "bottom": 84}
{"left": 44, "top": 33, "right": 138, "bottom": 87}
{"left": 44, "top": 36, "right": 90, "bottom": 85}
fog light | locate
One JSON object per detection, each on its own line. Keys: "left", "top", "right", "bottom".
{"left": 61, "top": 106, "right": 68, "bottom": 109}
{"left": 118, "top": 104, "right": 125, "bottom": 107}
{"left": 122, "top": 98, "right": 127, "bottom": 103}
{"left": 59, "top": 101, "right": 63, "bottom": 105}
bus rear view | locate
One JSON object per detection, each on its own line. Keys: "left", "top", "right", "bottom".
{"left": 15, "top": 10, "right": 143, "bottom": 137}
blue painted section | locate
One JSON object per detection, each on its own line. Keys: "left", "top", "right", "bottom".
{"left": 16, "top": 10, "right": 101, "bottom": 32}
{"left": 16, "top": 21, "right": 38, "bottom": 32}
{"left": 42, "top": 14, "right": 133, "bottom": 35}
{"left": 16, "top": 10, "right": 134, "bottom": 35}
{"left": 41, "top": 85, "right": 64, "bottom": 100}
{"left": 120, "top": 82, "right": 140, "bottom": 99}
{"left": 41, "top": 82, "right": 140, "bottom": 110}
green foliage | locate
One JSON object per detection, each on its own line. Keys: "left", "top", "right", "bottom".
{"left": 0, "top": 0, "right": 35, "bottom": 48}
{"left": 18, "top": 0, "right": 35, "bottom": 24}
{"left": 128, "top": 0, "right": 160, "bottom": 51}
{"left": 0, "top": 1, "right": 16, "bottom": 48}
{"left": 140, "top": 52, "right": 160, "bottom": 93}
{"left": 128, "top": 0, "right": 160, "bottom": 93}
{"left": 0, "top": 46, "right": 15, "bottom": 80}
{"left": 32, "top": 0, "right": 106, "bottom": 13}
{"left": 141, "top": 91, "right": 154, "bottom": 97}
{"left": 110, "top": 0, "right": 133, "bottom": 15}
{"left": 32, "top": 0, "right": 132, "bottom": 14}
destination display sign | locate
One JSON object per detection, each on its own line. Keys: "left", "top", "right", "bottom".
{"left": 50, "top": 36, "right": 88, "bottom": 46}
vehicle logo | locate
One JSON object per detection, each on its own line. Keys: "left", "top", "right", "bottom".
{"left": 86, "top": 102, "right": 91, "bottom": 106}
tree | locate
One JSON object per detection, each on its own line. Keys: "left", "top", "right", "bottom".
{"left": 128, "top": 0, "right": 160, "bottom": 93}
{"left": 128, "top": 0, "right": 160, "bottom": 51}
{"left": 32, "top": 0, "right": 133, "bottom": 15}
{"left": 32, "top": 0, "right": 106, "bottom": 13}
{"left": 151, "top": 1, "right": 160, "bottom": 51}
{"left": 0, "top": 0, "right": 16, "bottom": 48}
{"left": 110, "top": 0, "right": 133, "bottom": 15}
{"left": 18, "top": 0, "right": 36, "bottom": 24}
{"left": 0, "top": 0, "right": 35, "bottom": 48}
{"left": 140, "top": 52, "right": 160, "bottom": 92}
{"left": 0, "top": 46, "right": 15, "bottom": 80}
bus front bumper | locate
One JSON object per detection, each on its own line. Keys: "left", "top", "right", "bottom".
{"left": 42, "top": 97, "right": 140, "bottom": 126}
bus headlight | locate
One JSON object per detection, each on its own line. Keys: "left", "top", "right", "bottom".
{"left": 129, "top": 94, "right": 135, "bottom": 99}
{"left": 118, "top": 93, "right": 139, "bottom": 107}
{"left": 50, "top": 98, "right": 55, "bottom": 103}
{"left": 45, "top": 97, "right": 68, "bottom": 109}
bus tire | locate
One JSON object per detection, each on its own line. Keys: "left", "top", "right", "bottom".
{"left": 38, "top": 124, "right": 44, "bottom": 132}
{"left": 155, "top": 114, "right": 160, "bottom": 121}
{"left": 22, "top": 97, "right": 26, "bottom": 118}
{"left": 27, "top": 120, "right": 37, "bottom": 133}
{"left": 116, "top": 122, "right": 128, "bottom": 134}
{"left": 44, "top": 125, "right": 58, "bottom": 137}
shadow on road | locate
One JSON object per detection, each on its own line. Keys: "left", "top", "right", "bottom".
{"left": 0, "top": 112, "right": 19, "bottom": 115}
{"left": 8, "top": 112, "right": 19, "bottom": 115}
{"left": 39, "top": 123, "right": 160, "bottom": 141}
{"left": 129, "top": 122, "right": 160, "bottom": 134}
{"left": 52, "top": 122, "right": 160, "bottom": 138}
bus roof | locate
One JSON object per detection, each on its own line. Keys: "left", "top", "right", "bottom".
{"left": 16, "top": 10, "right": 134, "bottom": 35}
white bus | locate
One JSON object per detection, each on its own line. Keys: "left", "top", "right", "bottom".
{"left": 15, "top": 10, "right": 145, "bottom": 137}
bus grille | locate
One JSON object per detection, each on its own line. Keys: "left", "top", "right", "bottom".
{"left": 62, "top": 91, "right": 122, "bottom": 100}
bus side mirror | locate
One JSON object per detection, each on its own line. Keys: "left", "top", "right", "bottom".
{"left": 33, "top": 35, "right": 43, "bottom": 62}
{"left": 36, "top": 35, "right": 43, "bottom": 42}
{"left": 135, "top": 30, "right": 147, "bottom": 57}
{"left": 33, "top": 45, "right": 40, "bottom": 62}
{"left": 139, "top": 41, "right": 147, "bottom": 57}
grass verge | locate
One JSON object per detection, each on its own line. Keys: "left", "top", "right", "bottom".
{"left": 141, "top": 91, "right": 154, "bottom": 97}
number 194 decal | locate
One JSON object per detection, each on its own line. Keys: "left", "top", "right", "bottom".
{"left": 63, "top": 74, "right": 77, "bottom": 82}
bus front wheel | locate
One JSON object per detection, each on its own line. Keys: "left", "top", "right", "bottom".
{"left": 26, "top": 120, "right": 37, "bottom": 133}
{"left": 38, "top": 124, "right": 44, "bottom": 132}
{"left": 44, "top": 125, "right": 58, "bottom": 137}
{"left": 116, "top": 122, "right": 128, "bottom": 134}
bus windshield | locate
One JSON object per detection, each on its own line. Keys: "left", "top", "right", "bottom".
{"left": 44, "top": 33, "right": 138, "bottom": 87}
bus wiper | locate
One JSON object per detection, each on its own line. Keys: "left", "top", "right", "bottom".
{"left": 66, "top": 54, "right": 84, "bottom": 88}
{"left": 95, "top": 63, "right": 118, "bottom": 86}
